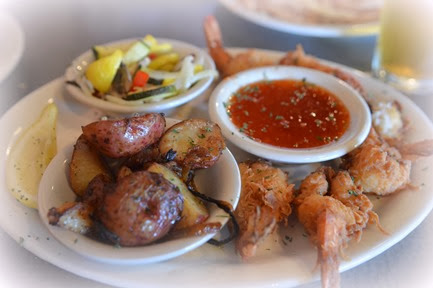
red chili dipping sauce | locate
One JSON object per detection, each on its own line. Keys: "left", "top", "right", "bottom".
{"left": 226, "top": 79, "right": 350, "bottom": 149}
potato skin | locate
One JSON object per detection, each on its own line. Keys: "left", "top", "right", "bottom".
{"left": 159, "top": 119, "right": 226, "bottom": 169}
{"left": 98, "top": 171, "right": 183, "bottom": 246}
{"left": 147, "top": 163, "right": 209, "bottom": 229}
{"left": 82, "top": 113, "right": 165, "bottom": 158}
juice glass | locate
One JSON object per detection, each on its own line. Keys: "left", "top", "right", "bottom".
{"left": 371, "top": 0, "right": 433, "bottom": 96}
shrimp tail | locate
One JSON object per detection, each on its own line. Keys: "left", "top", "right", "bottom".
{"left": 236, "top": 206, "right": 277, "bottom": 260}
{"left": 317, "top": 209, "right": 344, "bottom": 288}
{"left": 203, "top": 15, "right": 232, "bottom": 73}
{"left": 399, "top": 139, "right": 433, "bottom": 160}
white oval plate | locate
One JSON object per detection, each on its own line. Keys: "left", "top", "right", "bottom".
{"left": 220, "top": 0, "right": 380, "bottom": 37}
{"left": 209, "top": 66, "right": 371, "bottom": 163}
{"left": 1, "top": 49, "right": 433, "bottom": 288}
{"left": 38, "top": 118, "right": 240, "bottom": 265}
{"left": 65, "top": 38, "right": 216, "bottom": 114}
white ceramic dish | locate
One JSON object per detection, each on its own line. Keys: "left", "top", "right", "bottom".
{"left": 209, "top": 66, "right": 371, "bottom": 163}
{"left": 64, "top": 38, "right": 216, "bottom": 114}
{"left": 37, "top": 118, "right": 240, "bottom": 265}
{"left": 1, "top": 49, "right": 433, "bottom": 288}
{"left": 220, "top": 0, "right": 380, "bottom": 37}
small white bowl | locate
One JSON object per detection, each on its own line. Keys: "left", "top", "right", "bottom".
{"left": 38, "top": 118, "right": 240, "bottom": 265}
{"left": 64, "top": 38, "right": 216, "bottom": 114}
{"left": 208, "top": 66, "right": 371, "bottom": 164}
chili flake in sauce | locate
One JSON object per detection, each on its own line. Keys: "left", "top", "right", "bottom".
{"left": 226, "top": 79, "right": 350, "bottom": 148}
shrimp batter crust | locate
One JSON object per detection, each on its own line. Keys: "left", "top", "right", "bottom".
{"left": 296, "top": 167, "right": 383, "bottom": 288}
{"left": 235, "top": 161, "right": 294, "bottom": 259}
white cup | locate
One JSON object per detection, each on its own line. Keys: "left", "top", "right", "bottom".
{"left": 372, "top": 0, "right": 433, "bottom": 96}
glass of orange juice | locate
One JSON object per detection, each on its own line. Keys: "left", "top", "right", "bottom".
{"left": 371, "top": 0, "right": 433, "bottom": 96}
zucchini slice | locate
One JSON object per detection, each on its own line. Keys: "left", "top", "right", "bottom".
{"left": 123, "top": 40, "right": 150, "bottom": 65}
{"left": 125, "top": 85, "right": 177, "bottom": 101}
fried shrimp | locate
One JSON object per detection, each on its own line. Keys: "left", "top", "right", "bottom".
{"left": 278, "top": 45, "right": 366, "bottom": 98}
{"left": 203, "top": 16, "right": 366, "bottom": 97}
{"left": 235, "top": 161, "right": 294, "bottom": 259}
{"left": 343, "top": 127, "right": 433, "bottom": 196}
{"left": 343, "top": 128, "right": 412, "bottom": 196}
{"left": 296, "top": 167, "right": 383, "bottom": 288}
{"left": 203, "top": 15, "right": 275, "bottom": 78}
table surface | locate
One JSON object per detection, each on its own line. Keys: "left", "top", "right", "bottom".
{"left": 1, "top": 1, "right": 432, "bottom": 287}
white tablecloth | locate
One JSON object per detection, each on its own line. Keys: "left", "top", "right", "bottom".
{"left": 1, "top": 1, "right": 432, "bottom": 287}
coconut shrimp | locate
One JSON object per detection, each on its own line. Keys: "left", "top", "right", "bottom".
{"left": 343, "top": 127, "right": 433, "bottom": 196}
{"left": 235, "top": 161, "right": 294, "bottom": 259}
{"left": 203, "top": 15, "right": 366, "bottom": 97}
{"left": 296, "top": 167, "right": 383, "bottom": 288}
{"left": 203, "top": 15, "right": 275, "bottom": 77}
{"left": 278, "top": 45, "right": 366, "bottom": 98}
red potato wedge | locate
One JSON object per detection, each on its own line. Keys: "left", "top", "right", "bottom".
{"left": 147, "top": 162, "right": 209, "bottom": 230}
{"left": 159, "top": 119, "right": 226, "bottom": 169}
{"left": 69, "top": 134, "right": 112, "bottom": 197}
{"left": 82, "top": 113, "right": 165, "bottom": 158}
{"left": 99, "top": 171, "right": 183, "bottom": 246}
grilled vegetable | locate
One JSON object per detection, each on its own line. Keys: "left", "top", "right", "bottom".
{"left": 85, "top": 49, "right": 123, "bottom": 93}
{"left": 123, "top": 40, "right": 150, "bottom": 64}
{"left": 125, "top": 85, "right": 177, "bottom": 101}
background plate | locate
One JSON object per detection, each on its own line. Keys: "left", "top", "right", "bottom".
{"left": 220, "top": 0, "right": 380, "bottom": 37}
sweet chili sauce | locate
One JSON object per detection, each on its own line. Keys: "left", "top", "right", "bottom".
{"left": 226, "top": 79, "right": 350, "bottom": 149}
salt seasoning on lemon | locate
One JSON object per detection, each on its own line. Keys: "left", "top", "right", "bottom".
{"left": 6, "top": 102, "right": 58, "bottom": 209}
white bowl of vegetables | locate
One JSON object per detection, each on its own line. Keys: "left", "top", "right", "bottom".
{"left": 65, "top": 35, "right": 218, "bottom": 114}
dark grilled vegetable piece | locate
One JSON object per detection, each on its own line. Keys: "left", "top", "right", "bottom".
{"left": 125, "top": 85, "right": 177, "bottom": 101}
{"left": 111, "top": 63, "right": 132, "bottom": 94}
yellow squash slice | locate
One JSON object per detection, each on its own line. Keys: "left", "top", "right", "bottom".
{"left": 85, "top": 49, "right": 123, "bottom": 93}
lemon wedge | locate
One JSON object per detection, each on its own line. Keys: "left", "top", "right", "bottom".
{"left": 85, "top": 49, "right": 123, "bottom": 93}
{"left": 6, "top": 103, "right": 58, "bottom": 209}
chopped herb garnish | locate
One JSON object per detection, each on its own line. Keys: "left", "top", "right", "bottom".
{"left": 171, "top": 128, "right": 179, "bottom": 134}
{"left": 348, "top": 190, "right": 359, "bottom": 196}
{"left": 275, "top": 115, "right": 284, "bottom": 120}
{"left": 188, "top": 137, "right": 196, "bottom": 147}
{"left": 197, "top": 134, "right": 206, "bottom": 139}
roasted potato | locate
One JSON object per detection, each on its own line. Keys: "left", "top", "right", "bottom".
{"left": 159, "top": 119, "right": 225, "bottom": 169}
{"left": 99, "top": 171, "right": 183, "bottom": 246}
{"left": 147, "top": 163, "right": 209, "bottom": 229}
{"left": 69, "top": 134, "right": 112, "bottom": 197}
{"left": 82, "top": 113, "right": 165, "bottom": 158}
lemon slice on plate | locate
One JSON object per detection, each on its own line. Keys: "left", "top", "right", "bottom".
{"left": 6, "top": 102, "right": 58, "bottom": 209}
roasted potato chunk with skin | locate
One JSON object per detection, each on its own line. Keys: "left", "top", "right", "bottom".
{"left": 98, "top": 171, "right": 183, "bottom": 246}
{"left": 147, "top": 163, "right": 209, "bottom": 230}
{"left": 159, "top": 119, "right": 225, "bottom": 169}
{"left": 69, "top": 134, "right": 112, "bottom": 197}
{"left": 82, "top": 113, "right": 165, "bottom": 158}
